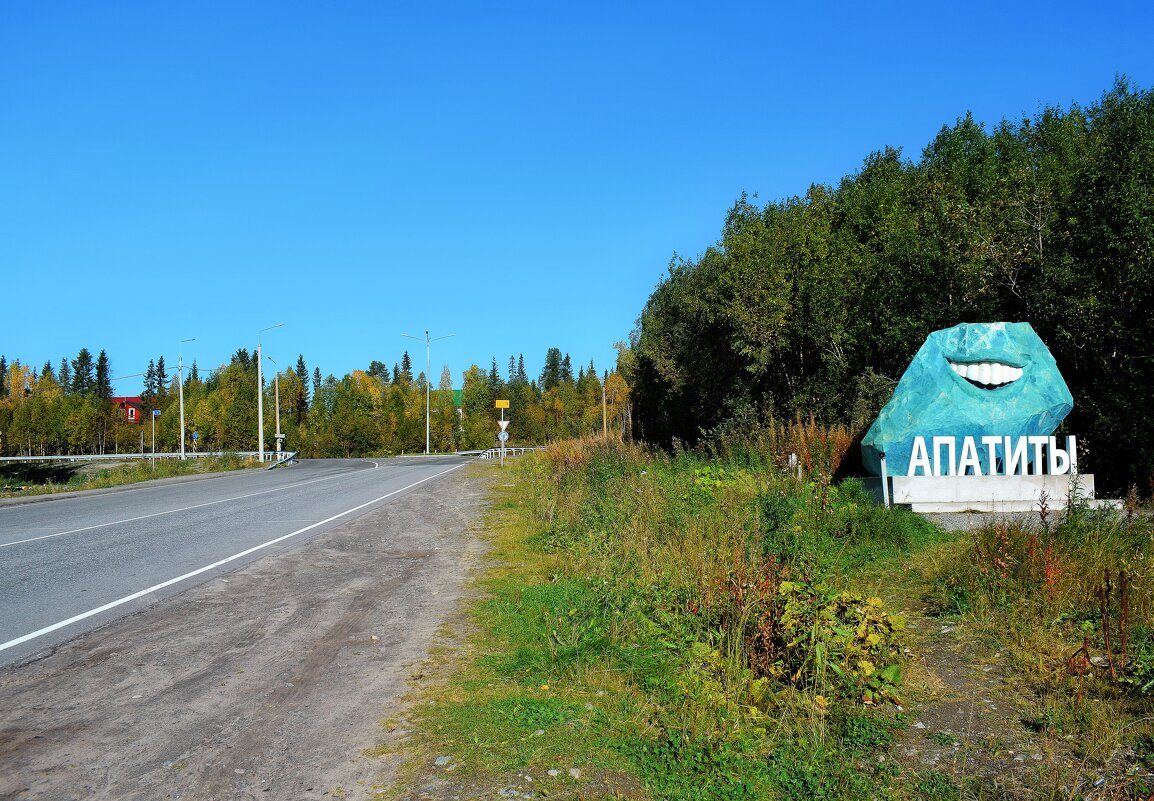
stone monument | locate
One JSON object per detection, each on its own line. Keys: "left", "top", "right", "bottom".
{"left": 861, "top": 322, "right": 1095, "bottom": 511}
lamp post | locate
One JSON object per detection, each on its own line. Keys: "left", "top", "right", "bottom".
{"left": 266, "top": 355, "right": 284, "bottom": 457}
{"left": 257, "top": 323, "right": 284, "bottom": 462}
{"left": 402, "top": 329, "right": 454, "bottom": 454}
{"left": 178, "top": 337, "right": 195, "bottom": 459}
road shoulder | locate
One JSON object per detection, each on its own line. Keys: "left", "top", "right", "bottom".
{"left": 0, "top": 464, "right": 494, "bottom": 801}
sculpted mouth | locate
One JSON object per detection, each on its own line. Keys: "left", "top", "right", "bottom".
{"left": 947, "top": 359, "right": 1023, "bottom": 389}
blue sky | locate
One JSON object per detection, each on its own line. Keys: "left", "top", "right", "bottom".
{"left": 3, "top": 1, "right": 1152, "bottom": 394}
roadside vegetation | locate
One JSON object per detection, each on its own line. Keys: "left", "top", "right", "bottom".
{"left": 0, "top": 453, "right": 252, "bottom": 497}
{"left": 392, "top": 433, "right": 1154, "bottom": 800}
{"left": 395, "top": 431, "right": 941, "bottom": 800}
{"left": 925, "top": 491, "right": 1154, "bottom": 792}
{"left": 0, "top": 346, "right": 627, "bottom": 460}
{"left": 628, "top": 80, "right": 1154, "bottom": 495}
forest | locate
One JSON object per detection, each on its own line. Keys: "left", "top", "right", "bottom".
{"left": 0, "top": 347, "right": 630, "bottom": 458}
{"left": 627, "top": 79, "right": 1154, "bottom": 494}
{"left": 4, "top": 81, "right": 1151, "bottom": 493}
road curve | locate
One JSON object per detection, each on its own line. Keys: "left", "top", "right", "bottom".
{"left": 0, "top": 456, "right": 470, "bottom": 668}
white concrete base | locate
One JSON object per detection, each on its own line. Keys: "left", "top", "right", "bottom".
{"left": 862, "top": 473, "right": 1098, "bottom": 512}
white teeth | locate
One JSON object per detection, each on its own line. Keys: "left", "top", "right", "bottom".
{"left": 948, "top": 360, "right": 1023, "bottom": 387}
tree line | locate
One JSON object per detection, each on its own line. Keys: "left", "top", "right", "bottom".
{"left": 626, "top": 79, "right": 1154, "bottom": 493}
{"left": 0, "top": 346, "right": 630, "bottom": 458}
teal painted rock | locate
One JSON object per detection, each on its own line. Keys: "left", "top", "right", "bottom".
{"left": 861, "top": 322, "right": 1073, "bottom": 476}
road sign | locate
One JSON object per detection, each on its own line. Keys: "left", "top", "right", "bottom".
{"left": 192, "top": 431, "right": 198, "bottom": 441}
{"left": 498, "top": 419, "right": 509, "bottom": 432}
{"left": 153, "top": 409, "right": 162, "bottom": 417}
{"left": 495, "top": 399, "right": 509, "bottom": 409}
{"left": 498, "top": 431, "right": 509, "bottom": 442}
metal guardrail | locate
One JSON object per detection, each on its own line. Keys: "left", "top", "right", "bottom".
{"left": 0, "top": 451, "right": 296, "bottom": 464}
{"left": 478, "top": 447, "right": 540, "bottom": 459}
{"left": 1, "top": 448, "right": 541, "bottom": 465}
{"left": 266, "top": 451, "right": 299, "bottom": 469}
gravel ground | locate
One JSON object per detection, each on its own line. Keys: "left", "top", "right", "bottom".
{"left": 919, "top": 511, "right": 1047, "bottom": 532}
{"left": 0, "top": 465, "right": 494, "bottom": 801}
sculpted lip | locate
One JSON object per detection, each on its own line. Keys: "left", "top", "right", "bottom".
{"left": 946, "top": 358, "right": 1023, "bottom": 389}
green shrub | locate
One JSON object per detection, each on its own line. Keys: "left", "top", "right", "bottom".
{"left": 521, "top": 437, "right": 924, "bottom": 797}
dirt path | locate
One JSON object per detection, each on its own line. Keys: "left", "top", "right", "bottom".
{"left": 898, "top": 616, "right": 1065, "bottom": 794}
{"left": 0, "top": 466, "right": 494, "bottom": 801}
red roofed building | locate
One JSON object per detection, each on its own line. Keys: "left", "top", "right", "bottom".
{"left": 112, "top": 396, "right": 144, "bottom": 423}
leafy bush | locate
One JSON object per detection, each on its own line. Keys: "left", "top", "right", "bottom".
{"left": 522, "top": 436, "right": 931, "bottom": 796}
{"left": 777, "top": 581, "right": 905, "bottom": 703}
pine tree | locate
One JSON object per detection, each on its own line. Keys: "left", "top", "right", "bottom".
{"left": 58, "top": 357, "right": 70, "bottom": 391}
{"left": 190, "top": 361, "right": 200, "bottom": 383}
{"left": 312, "top": 367, "right": 322, "bottom": 399}
{"left": 517, "top": 354, "right": 527, "bottom": 384}
{"left": 560, "top": 354, "right": 573, "bottom": 384}
{"left": 489, "top": 358, "right": 500, "bottom": 387}
{"left": 439, "top": 365, "right": 453, "bottom": 391}
{"left": 71, "top": 348, "right": 95, "bottom": 395}
{"left": 143, "top": 360, "right": 157, "bottom": 403}
{"left": 508, "top": 355, "right": 517, "bottom": 383}
{"left": 156, "top": 356, "right": 168, "bottom": 399}
{"left": 0, "top": 356, "right": 8, "bottom": 398}
{"left": 95, "top": 350, "right": 113, "bottom": 399}
{"left": 295, "top": 355, "right": 309, "bottom": 406}
{"left": 392, "top": 364, "right": 401, "bottom": 384}
{"left": 541, "top": 348, "right": 562, "bottom": 390}
{"left": 231, "top": 349, "right": 252, "bottom": 371}
{"left": 401, "top": 352, "right": 413, "bottom": 382}
{"left": 295, "top": 355, "right": 309, "bottom": 385}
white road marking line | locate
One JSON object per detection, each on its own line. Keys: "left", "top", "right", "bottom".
{"left": 0, "top": 462, "right": 386, "bottom": 549}
{"left": 0, "top": 462, "right": 467, "bottom": 653}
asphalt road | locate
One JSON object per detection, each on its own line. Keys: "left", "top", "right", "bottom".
{"left": 0, "top": 456, "right": 471, "bottom": 669}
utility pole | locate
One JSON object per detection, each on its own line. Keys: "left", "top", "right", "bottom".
{"left": 602, "top": 369, "right": 608, "bottom": 437}
{"left": 275, "top": 371, "right": 282, "bottom": 455}
{"left": 179, "top": 337, "right": 195, "bottom": 459}
{"left": 402, "top": 329, "right": 454, "bottom": 454}
{"left": 257, "top": 323, "right": 285, "bottom": 462}
{"left": 267, "top": 355, "right": 284, "bottom": 457}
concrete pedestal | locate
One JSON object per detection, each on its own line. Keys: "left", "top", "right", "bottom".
{"left": 862, "top": 473, "right": 1098, "bottom": 512}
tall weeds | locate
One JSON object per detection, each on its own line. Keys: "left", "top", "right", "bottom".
{"left": 929, "top": 502, "right": 1154, "bottom": 769}
{"left": 523, "top": 434, "right": 934, "bottom": 795}
{"left": 706, "top": 415, "right": 854, "bottom": 478}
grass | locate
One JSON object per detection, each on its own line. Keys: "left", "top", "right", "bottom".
{"left": 383, "top": 472, "right": 643, "bottom": 798}
{"left": 0, "top": 453, "right": 254, "bottom": 496}
{"left": 386, "top": 437, "right": 1154, "bottom": 799}
{"left": 924, "top": 496, "right": 1154, "bottom": 785}
{"left": 385, "top": 436, "right": 959, "bottom": 800}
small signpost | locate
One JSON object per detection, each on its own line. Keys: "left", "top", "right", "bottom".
{"left": 495, "top": 400, "right": 510, "bottom": 466}
{"left": 152, "top": 409, "right": 161, "bottom": 461}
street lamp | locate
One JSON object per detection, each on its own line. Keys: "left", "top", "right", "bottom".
{"left": 257, "top": 323, "right": 284, "bottom": 462}
{"left": 266, "top": 355, "right": 284, "bottom": 457}
{"left": 402, "top": 329, "right": 454, "bottom": 454}
{"left": 178, "top": 337, "right": 195, "bottom": 459}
